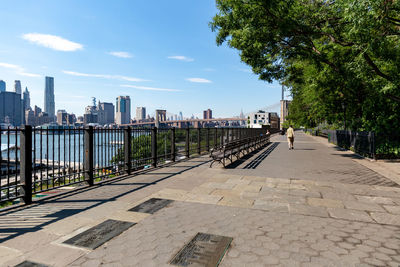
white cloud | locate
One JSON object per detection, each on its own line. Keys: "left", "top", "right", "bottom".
{"left": 63, "top": 70, "right": 148, "bottom": 82}
{"left": 121, "top": 84, "right": 181, "bottom": 92}
{"left": 22, "top": 33, "right": 83, "bottom": 51}
{"left": 238, "top": 68, "right": 252, "bottom": 73}
{"left": 186, "top": 78, "right": 212, "bottom": 83}
{"left": 203, "top": 68, "right": 216, "bottom": 72}
{"left": 0, "top": 62, "right": 20, "bottom": 69}
{"left": 167, "top": 55, "right": 194, "bottom": 62}
{"left": 0, "top": 62, "right": 41, "bottom": 77}
{"left": 18, "top": 72, "right": 41, "bottom": 77}
{"left": 109, "top": 51, "right": 133, "bottom": 58}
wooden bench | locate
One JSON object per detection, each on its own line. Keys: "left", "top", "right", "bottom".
{"left": 209, "top": 134, "right": 270, "bottom": 167}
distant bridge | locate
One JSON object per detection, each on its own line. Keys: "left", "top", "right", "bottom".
{"left": 123, "top": 117, "right": 247, "bottom": 128}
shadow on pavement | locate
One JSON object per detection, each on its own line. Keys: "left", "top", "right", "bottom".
{"left": 0, "top": 158, "right": 210, "bottom": 243}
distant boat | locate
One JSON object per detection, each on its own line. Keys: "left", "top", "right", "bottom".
{"left": 1, "top": 144, "right": 18, "bottom": 152}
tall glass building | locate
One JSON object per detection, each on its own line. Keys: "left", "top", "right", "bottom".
{"left": 0, "top": 80, "right": 5, "bottom": 92}
{"left": 14, "top": 80, "right": 22, "bottom": 94}
{"left": 44, "top": 76, "right": 55, "bottom": 119}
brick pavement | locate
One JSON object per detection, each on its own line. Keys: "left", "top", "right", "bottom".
{"left": 1, "top": 132, "right": 400, "bottom": 266}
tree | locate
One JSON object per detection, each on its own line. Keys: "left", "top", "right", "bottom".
{"left": 210, "top": 0, "right": 400, "bottom": 133}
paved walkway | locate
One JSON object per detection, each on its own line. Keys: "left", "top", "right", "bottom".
{"left": 1, "top": 132, "right": 400, "bottom": 266}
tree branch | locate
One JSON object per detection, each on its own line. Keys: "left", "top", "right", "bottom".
{"left": 363, "top": 53, "right": 392, "bottom": 81}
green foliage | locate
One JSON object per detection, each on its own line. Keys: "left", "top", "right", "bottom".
{"left": 211, "top": 0, "right": 400, "bottom": 134}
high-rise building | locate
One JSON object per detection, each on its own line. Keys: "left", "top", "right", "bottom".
{"left": 136, "top": 107, "right": 146, "bottom": 121}
{"left": 98, "top": 102, "right": 115, "bottom": 124}
{"left": 0, "top": 91, "right": 23, "bottom": 126}
{"left": 57, "top": 110, "right": 68, "bottom": 125}
{"left": 280, "top": 100, "right": 291, "bottom": 129}
{"left": 179, "top": 111, "right": 183, "bottom": 120}
{"left": 44, "top": 76, "right": 55, "bottom": 120}
{"left": 0, "top": 80, "right": 5, "bottom": 92}
{"left": 115, "top": 96, "right": 131, "bottom": 125}
{"left": 23, "top": 87, "right": 30, "bottom": 110}
{"left": 203, "top": 109, "right": 212, "bottom": 120}
{"left": 14, "top": 80, "right": 22, "bottom": 94}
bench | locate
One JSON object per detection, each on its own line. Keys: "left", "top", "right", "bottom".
{"left": 209, "top": 134, "right": 270, "bottom": 167}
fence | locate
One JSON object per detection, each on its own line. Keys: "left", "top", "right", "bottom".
{"left": 304, "top": 129, "right": 400, "bottom": 160}
{"left": 0, "top": 126, "right": 268, "bottom": 205}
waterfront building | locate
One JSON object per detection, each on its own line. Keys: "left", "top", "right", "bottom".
{"left": 84, "top": 113, "right": 98, "bottom": 125}
{"left": 44, "top": 76, "right": 55, "bottom": 120}
{"left": 0, "top": 80, "right": 5, "bottom": 92}
{"left": 98, "top": 102, "right": 114, "bottom": 124}
{"left": 25, "top": 108, "right": 35, "bottom": 125}
{"left": 14, "top": 80, "right": 22, "bottom": 94}
{"left": 136, "top": 107, "right": 146, "bottom": 121}
{"left": 57, "top": 110, "right": 68, "bottom": 125}
{"left": 247, "top": 110, "right": 280, "bottom": 129}
{"left": 203, "top": 109, "right": 212, "bottom": 120}
{"left": 115, "top": 96, "right": 131, "bottom": 125}
{"left": 0, "top": 91, "right": 23, "bottom": 126}
{"left": 23, "top": 87, "right": 30, "bottom": 110}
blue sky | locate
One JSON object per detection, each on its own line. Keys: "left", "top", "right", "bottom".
{"left": 0, "top": 0, "right": 283, "bottom": 118}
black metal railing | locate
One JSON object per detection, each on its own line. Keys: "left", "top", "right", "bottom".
{"left": 304, "top": 129, "right": 400, "bottom": 160}
{"left": 0, "top": 126, "right": 269, "bottom": 206}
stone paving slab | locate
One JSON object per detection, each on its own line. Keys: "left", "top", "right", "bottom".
{"left": 67, "top": 201, "right": 400, "bottom": 267}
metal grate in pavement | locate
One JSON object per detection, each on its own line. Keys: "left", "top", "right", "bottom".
{"left": 14, "top": 261, "right": 48, "bottom": 267}
{"left": 63, "top": 219, "right": 135, "bottom": 249}
{"left": 129, "top": 198, "right": 174, "bottom": 214}
{"left": 170, "top": 232, "right": 232, "bottom": 267}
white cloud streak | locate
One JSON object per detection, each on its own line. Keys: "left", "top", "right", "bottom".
{"left": 22, "top": 33, "right": 83, "bottom": 51}
{"left": 186, "top": 78, "right": 212, "bottom": 83}
{"left": 121, "top": 84, "right": 182, "bottom": 92}
{"left": 167, "top": 55, "right": 194, "bottom": 62}
{"left": 0, "top": 62, "right": 41, "bottom": 77}
{"left": 109, "top": 51, "right": 133, "bottom": 58}
{"left": 63, "top": 70, "right": 148, "bottom": 82}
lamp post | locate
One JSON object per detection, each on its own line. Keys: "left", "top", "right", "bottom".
{"left": 341, "top": 102, "right": 346, "bottom": 130}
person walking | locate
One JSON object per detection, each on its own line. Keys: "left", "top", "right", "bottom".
{"left": 286, "top": 125, "right": 295, "bottom": 150}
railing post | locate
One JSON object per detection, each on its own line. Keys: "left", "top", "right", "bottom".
{"left": 197, "top": 128, "right": 201, "bottom": 154}
{"left": 20, "top": 125, "right": 32, "bottom": 205}
{"left": 84, "top": 126, "right": 94, "bottom": 186}
{"left": 171, "top": 127, "right": 176, "bottom": 162}
{"left": 151, "top": 127, "right": 157, "bottom": 167}
{"left": 221, "top": 128, "right": 224, "bottom": 146}
{"left": 124, "top": 127, "right": 131, "bottom": 174}
{"left": 214, "top": 128, "right": 217, "bottom": 148}
{"left": 185, "top": 128, "right": 190, "bottom": 158}
{"left": 206, "top": 128, "right": 210, "bottom": 152}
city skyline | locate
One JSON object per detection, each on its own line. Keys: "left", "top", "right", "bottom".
{"left": 0, "top": 0, "right": 283, "bottom": 118}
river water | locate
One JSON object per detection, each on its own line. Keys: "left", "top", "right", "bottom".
{"left": 1, "top": 132, "right": 125, "bottom": 165}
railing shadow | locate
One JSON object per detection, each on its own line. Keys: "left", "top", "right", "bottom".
{"left": 0, "top": 157, "right": 210, "bottom": 243}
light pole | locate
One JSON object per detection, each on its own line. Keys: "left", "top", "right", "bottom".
{"left": 341, "top": 102, "right": 346, "bottom": 130}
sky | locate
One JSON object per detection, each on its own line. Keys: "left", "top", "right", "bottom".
{"left": 0, "top": 0, "right": 284, "bottom": 119}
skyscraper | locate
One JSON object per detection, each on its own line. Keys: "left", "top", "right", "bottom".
{"left": 44, "top": 76, "right": 55, "bottom": 119}
{"left": 0, "top": 80, "right": 5, "bottom": 92}
{"left": 14, "top": 80, "right": 22, "bottom": 94}
{"left": 0, "top": 91, "right": 23, "bottom": 126}
{"left": 23, "top": 87, "right": 30, "bottom": 110}
{"left": 115, "top": 96, "right": 131, "bottom": 125}
{"left": 136, "top": 107, "right": 146, "bottom": 121}
{"left": 98, "top": 102, "right": 115, "bottom": 124}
